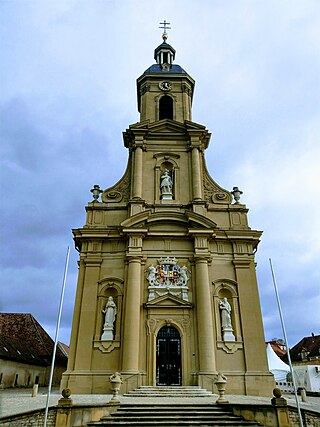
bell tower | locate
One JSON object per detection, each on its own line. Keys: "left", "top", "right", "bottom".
{"left": 137, "top": 34, "right": 194, "bottom": 123}
{"left": 61, "top": 27, "right": 274, "bottom": 397}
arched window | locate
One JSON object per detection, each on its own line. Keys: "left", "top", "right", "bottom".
{"left": 159, "top": 95, "right": 173, "bottom": 120}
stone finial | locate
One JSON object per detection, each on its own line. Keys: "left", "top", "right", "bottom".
{"left": 214, "top": 372, "right": 229, "bottom": 404}
{"left": 58, "top": 388, "right": 73, "bottom": 406}
{"left": 90, "top": 184, "right": 103, "bottom": 202}
{"left": 231, "top": 186, "right": 243, "bottom": 204}
{"left": 271, "top": 387, "right": 287, "bottom": 406}
{"left": 109, "top": 372, "right": 123, "bottom": 402}
{"left": 273, "top": 388, "right": 282, "bottom": 398}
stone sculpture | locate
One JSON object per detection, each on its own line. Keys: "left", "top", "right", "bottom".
{"left": 146, "top": 258, "right": 190, "bottom": 302}
{"left": 101, "top": 296, "right": 117, "bottom": 341}
{"left": 146, "top": 265, "right": 157, "bottom": 286}
{"left": 219, "top": 297, "right": 235, "bottom": 342}
{"left": 179, "top": 266, "right": 189, "bottom": 286}
{"left": 160, "top": 169, "right": 173, "bottom": 200}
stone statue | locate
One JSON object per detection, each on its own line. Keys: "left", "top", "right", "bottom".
{"left": 219, "top": 297, "right": 235, "bottom": 342}
{"left": 146, "top": 265, "right": 157, "bottom": 286}
{"left": 179, "top": 266, "right": 189, "bottom": 286}
{"left": 219, "top": 298, "right": 232, "bottom": 328}
{"left": 160, "top": 170, "right": 173, "bottom": 197}
{"left": 101, "top": 296, "right": 117, "bottom": 341}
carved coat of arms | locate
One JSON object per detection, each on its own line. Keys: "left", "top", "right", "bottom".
{"left": 145, "top": 257, "right": 190, "bottom": 302}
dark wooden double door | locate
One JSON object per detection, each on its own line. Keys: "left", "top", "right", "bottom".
{"left": 156, "top": 326, "right": 181, "bottom": 386}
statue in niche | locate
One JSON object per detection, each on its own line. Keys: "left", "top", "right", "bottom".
{"left": 219, "top": 297, "right": 235, "bottom": 342}
{"left": 160, "top": 169, "right": 173, "bottom": 199}
{"left": 101, "top": 296, "right": 117, "bottom": 341}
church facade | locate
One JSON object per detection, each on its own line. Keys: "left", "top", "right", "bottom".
{"left": 61, "top": 33, "right": 274, "bottom": 396}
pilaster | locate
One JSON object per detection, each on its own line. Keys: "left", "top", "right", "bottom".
{"left": 233, "top": 258, "right": 269, "bottom": 372}
{"left": 132, "top": 136, "right": 145, "bottom": 200}
{"left": 191, "top": 142, "right": 202, "bottom": 201}
{"left": 122, "top": 256, "right": 143, "bottom": 373}
{"left": 122, "top": 231, "right": 146, "bottom": 373}
{"left": 74, "top": 256, "right": 102, "bottom": 371}
{"left": 194, "top": 255, "right": 216, "bottom": 374}
{"left": 65, "top": 256, "right": 85, "bottom": 372}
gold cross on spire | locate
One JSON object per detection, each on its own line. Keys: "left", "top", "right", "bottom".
{"left": 159, "top": 20, "right": 171, "bottom": 41}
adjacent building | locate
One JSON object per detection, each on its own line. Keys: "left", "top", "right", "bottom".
{"left": 285, "top": 334, "right": 320, "bottom": 366}
{"left": 0, "top": 313, "right": 68, "bottom": 388}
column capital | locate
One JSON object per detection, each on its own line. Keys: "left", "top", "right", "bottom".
{"left": 126, "top": 255, "right": 145, "bottom": 263}
{"left": 122, "top": 228, "right": 148, "bottom": 237}
{"left": 84, "top": 257, "right": 103, "bottom": 266}
{"left": 132, "top": 142, "right": 146, "bottom": 151}
{"left": 232, "top": 259, "right": 251, "bottom": 268}
{"left": 188, "top": 229, "right": 215, "bottom": 238}
{"left": 123, "top": 230, "right": 147, "bottom": 254}
{"left": 193, "top": 255, "right": 212, "bottom": 264}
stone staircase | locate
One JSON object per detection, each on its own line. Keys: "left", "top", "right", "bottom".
{"left": 124, "top": 386, "right": 213, "bottom": 397}
{"left": 87, "top": 387, "right": 263, "bottom": 426}
{"left": 88, "top": 403, "right": 262, "bottom": 426}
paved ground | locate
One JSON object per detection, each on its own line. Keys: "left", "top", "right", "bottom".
{"left": 1, "top": 387, "right": 319, "bottom": 419}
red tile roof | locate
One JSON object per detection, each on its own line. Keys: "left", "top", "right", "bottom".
{"left": 0, "top": 313, "right": 67, "bottom": 366}
{"left": 288, "top": 334, "right": 320, "bottom": 363}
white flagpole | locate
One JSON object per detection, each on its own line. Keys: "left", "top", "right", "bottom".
{"left": 44, "top": 246, "right": 70, "bottom": 427}
{"left": 269, "top": 258, "right": 304, "bottom": 427}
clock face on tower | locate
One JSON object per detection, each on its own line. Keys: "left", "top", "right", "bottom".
{"left": 159, "top": 81, "right": 172, "bottom": 91}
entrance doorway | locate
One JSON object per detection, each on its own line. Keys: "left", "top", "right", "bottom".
{"left": 156, "top": 325, "right": 181, "bottom": 386}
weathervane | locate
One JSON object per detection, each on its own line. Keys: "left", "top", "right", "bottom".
{"left": 159, "top": 20, "right": 171, "bottom": 41}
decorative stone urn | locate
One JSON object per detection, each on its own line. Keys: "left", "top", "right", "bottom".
{"left": 109, "top": 372, "right": 123, "bottom": 402}
{"left": 214, "top": 372, "right": 229, "bottom": 404}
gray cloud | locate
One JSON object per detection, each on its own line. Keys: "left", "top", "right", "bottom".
{"left": 1, "top": 1, "right": 319, "bottom": 347}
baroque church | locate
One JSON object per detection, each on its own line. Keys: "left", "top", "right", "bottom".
{"left": 61, "top": 29, "right": 274, "bottom": 397}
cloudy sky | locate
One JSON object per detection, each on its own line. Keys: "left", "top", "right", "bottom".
{"left": 1, "top": 1, "right": 319, "bottom": 349}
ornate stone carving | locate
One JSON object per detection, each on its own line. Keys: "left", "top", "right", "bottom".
{"left": 146, "top": 318, "right": 158, "bottom": 335}
{"left": 102, "top": 164, "right": 131, "bottom": 203}
{"left": 217, "top": 341, "right": 243, "bottom": 354}
{"left": 145, "top": 257, "right": 190, "bottom": 302}
{"left": 202, "top": 161, "right": 232, "bottom": 204}
{"left": 181, "top": 317, "right": 191, "bottom": 336}
{"left": 140, "top": 83, "right": 150, "bottom": 95}
{"left": 161, "top": 64, "right": 170, "bottom": 71}
{"left": 93, "top": 340, "right": 120, "bottom": 353}
{"left": 182, "top": 82, "right": 192, "bottom": 96}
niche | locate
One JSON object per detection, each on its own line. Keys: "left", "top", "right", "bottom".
{"left": 94, "top": 278, "right": 123, "bottom": 352}
{"left": 213, "top": 280, "right": 243, "bottom": 353}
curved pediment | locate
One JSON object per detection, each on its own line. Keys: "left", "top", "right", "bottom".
{"left": 121, "top": 209, "right": 217, "bottom": 232}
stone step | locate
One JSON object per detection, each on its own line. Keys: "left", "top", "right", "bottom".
{"left": 87, "top": 403, "right": 262, "bottom": 426}
{"left": 92, "top": 422, "right": 261, "bottom": 426}
{"left": 113, "top": 404, "right": 227, "bottom": 413}
{"left": 124, "top": 386, "right": 213, "bottom": 397}
{"left": 89, "top": 420, "right": 261, "bottom": 426}
{"left": 111, "top": 415, "right": 246, "bottom": 421}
